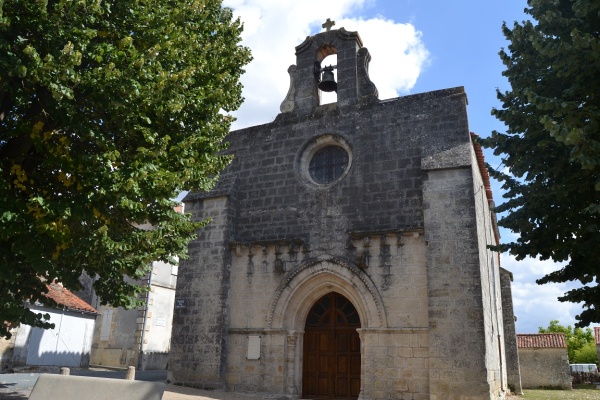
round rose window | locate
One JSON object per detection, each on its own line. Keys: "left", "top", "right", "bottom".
{"left": 308, "top": 145, "right": 349, "bottom": 184}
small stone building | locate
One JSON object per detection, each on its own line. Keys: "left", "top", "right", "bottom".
{"left": 517, "top": 333, "right": 571, "bottom": 390}
{"left": 169, "top": 24, "right": 518, "bottom": 399}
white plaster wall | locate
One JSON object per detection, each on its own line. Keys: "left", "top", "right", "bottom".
{"left": 143, "top": 285, "right": 176, "bottom": 353}
{"left": 12, "top": 306, "right": 95, "bottom": 367}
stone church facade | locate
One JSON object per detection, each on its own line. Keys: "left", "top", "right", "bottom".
{"left": 169, "top": 25, "right": 519, "bottom": 400}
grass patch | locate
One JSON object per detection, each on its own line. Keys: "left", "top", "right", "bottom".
{"left": 511, "top": 384, "right": 600, "bottom": 399}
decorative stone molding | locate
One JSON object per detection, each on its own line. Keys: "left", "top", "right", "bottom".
{"left": 267, "top": 256, "right": 387, "bottom": 330}
{"left": 357, "top": 47, "right": 378, "bottom": 101}
{"left": 280, "top": 65, "right": 297, "bottom": 113}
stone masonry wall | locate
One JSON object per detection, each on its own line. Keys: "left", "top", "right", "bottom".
{"left": 470, "top": 146, "right": 507, "bottom": 396}
{"left": 169, "top": 196, "right": 233, "bottom": 389}
{"left": 225, "top": 235, "right": 429, "bottom": 399}
{"left": 423, "top": 167, "right": 491, "bottom": 400}
{"left": 500, "top": 269, "right": 522, "bottom": 394}
{"left": 519, "top": 348, "right": 571, "bottom": 389}
{"left": 360, "top": 330, "right": 429, "bottom": 400}
{"left": 170, "top": 86, "right": 504, "bottom": 399}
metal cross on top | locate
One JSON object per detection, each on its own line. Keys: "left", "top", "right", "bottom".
{"left": 322, "top": 18, "right": 335, "bottom": 31}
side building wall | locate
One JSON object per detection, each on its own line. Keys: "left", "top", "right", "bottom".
{"left": 90, "top": 259, "right": 178, "bottom": 370}
{"left": 11, "top": 306, "right": 95, "bottom": 368}
{"left": 470, "top": 140, "right": 507, "bottom": 396}
{"left": 519, "top": 348, "right": 571, "bottom": 390}
{"left": 500, "top": 268, "right": 522, "bottom": 394}
{"left": 169, "top": 196, "right": 233, "bottom": 388}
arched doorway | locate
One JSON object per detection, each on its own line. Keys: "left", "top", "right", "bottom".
{"left": 302, "top": 292, "right": 361, "bottom": 399}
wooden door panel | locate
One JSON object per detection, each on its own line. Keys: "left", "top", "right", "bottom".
{"left": 303, "top": 293, "right": 361, "bottom": 399}
{"left": 337, "top": 333, "right": 347, "bottom": 351}
{"left": 305, "top": 377, "right": 316, "bottom": 395}
{"left": 318, "top": 377, "right": 329, "bottom": 395}
{"left": 350, "top": 354, "right": 361, "bottom": 374}
{"left": 351, "top": 333, "right": 360, "bottom": 352}
{"left": 337, "top": 355, "right": 347, "bottom": 374}
{"left": 319, "top": 355, "right": 329, "bottom": 372}
{"left": 336, "top": 377, "right": 348, "bottom": 396}
{"left": 350, "top": 378, "right": 361, "bottom": 397}
{"left": 306, "top": 354, "right": 316, "bottom": 371}
{"left": 306, "top": 333, "right": 316, "bottom": 351}
{"left": 319, "top": 332, "right": 330, "bottom": 350}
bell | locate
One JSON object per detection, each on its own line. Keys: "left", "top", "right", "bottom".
{"left": 318, "top": 69, "right": 337, "bottom": 92}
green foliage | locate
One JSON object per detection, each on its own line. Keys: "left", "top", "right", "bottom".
{"left": 0, "top": 0, "right": 251, "bottom": 338}
{"left": 481, "top": 0, "right": 600, "bottom": 326}
{"left": 573, "top": 341, "right": 598, "bottom": 364}
{"left": 539, "top": 320, "right": 597, "bottom": 363}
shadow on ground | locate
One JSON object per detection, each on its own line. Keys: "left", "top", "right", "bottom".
{"left": 0, "top": 383, "right": 28, "bottom": 400}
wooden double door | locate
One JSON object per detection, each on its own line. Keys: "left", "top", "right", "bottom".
{"left": 302, "top": 292, "right": 361, "bottom": 399}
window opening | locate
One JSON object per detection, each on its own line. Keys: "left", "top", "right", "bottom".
{"left": 308, "top": 145, "right": 348, "bottom": 184}
{"left": 319, "top": 54, "right": 337, "bottom": 105}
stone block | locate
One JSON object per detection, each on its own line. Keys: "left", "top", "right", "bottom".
{"left": 29, "top": 374, "right": 164, "bottom": 400}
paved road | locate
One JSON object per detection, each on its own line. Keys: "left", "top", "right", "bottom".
{"left": 0, "top": 369, "right": 263, "bottom": 400}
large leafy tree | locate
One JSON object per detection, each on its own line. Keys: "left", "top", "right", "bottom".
{"left": 0, "top": 0, "right": 251, "bottom": 337}
{"left": 482, "top": 0, "right": 600, "bottom": 326}
{"left": 538, "top": 320, "right": 597, "bottom": 363}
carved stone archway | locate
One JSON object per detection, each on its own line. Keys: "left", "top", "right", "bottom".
{"left": 267, "top": 257, "right": 386, "bottom": 399}
{"left": 267, "top": 257, "right": 387, "bottom": 331}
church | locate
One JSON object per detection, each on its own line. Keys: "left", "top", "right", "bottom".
{"left": 168, "top": 21, "right": 521, "bottom": 400}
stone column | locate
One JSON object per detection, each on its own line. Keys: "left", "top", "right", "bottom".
{"left": 356, "top": 329, "right": 365, "bottom": 400}
{"left": 285, "top": 331, "right": 301, "bottom": 399}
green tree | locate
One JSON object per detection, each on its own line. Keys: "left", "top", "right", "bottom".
{"left": 0, "top": 0, "right": 251, "bottom": 338}
{"left": 481, "top": 0, "right": 600, "bottom": 326}
{"left": 539, "top": 320, "right": 597, "bottom": 363}
{"left": 573, "top": 341, "right": 598, "bottom": 364}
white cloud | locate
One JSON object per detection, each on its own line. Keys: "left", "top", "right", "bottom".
{"left": 501, "top": 253, "right": 584, "bottom": 333}
{"left": 223, "top": 0, "right": 430, "bottom": 129}
{"left": 336, "top": 17, "right": 430, "bottom": 99}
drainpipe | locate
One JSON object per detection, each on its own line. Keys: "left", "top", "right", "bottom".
{"left": 137, "top": 264, "right": 153, "bottom": 371}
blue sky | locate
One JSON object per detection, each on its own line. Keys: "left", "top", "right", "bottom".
{"left": 221, "top": 0, "right": 591, "bottom": 333}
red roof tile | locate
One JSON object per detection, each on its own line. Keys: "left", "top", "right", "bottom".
{"left": 471, "top": 133, "right": 500, "bottom": 247}
{"left": 594, "top": 327, "right": 600, "bottom": 345}
{"left": 517, "top": 333, "right": 567, "bottom": 349}
{"left": 43, "top": 282, "right": 97, "bottom": 314}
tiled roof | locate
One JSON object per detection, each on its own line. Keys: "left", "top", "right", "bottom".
{"left": 43, "top": 282, "right": 97, "bottom": 314}
{"left": 517, "top": 333, "right": 567, "bottom": 349}
{"left": 595, "top": 327, "right": 600, "bottom": 345}
{"left": 470, "top": 133, "right": 499, "bottom": 246}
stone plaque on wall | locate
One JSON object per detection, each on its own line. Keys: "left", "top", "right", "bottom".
{"left": 247, "top": 335, "right": 261, "bottom": 360}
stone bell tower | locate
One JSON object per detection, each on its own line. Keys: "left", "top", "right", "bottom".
{"left": 279, "top": 19, "right": 378, "bottom": 114}
{"left": 168, "top": 19, "right": 517, "bottom": 400}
